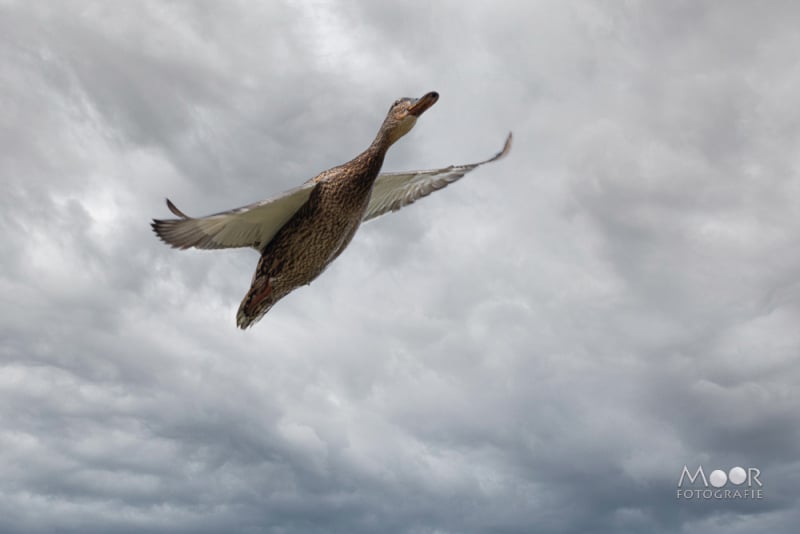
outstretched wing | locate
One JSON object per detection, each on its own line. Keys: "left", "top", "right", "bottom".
{"left": 363, "top": 133, "right": 512, "bottom": 222}
{"left": 151, "top": 183, "right": 315, "bottom": 251}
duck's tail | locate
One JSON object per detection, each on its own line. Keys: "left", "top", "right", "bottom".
{"left": 236, "top": 262, "right": 278, "bottom": 329}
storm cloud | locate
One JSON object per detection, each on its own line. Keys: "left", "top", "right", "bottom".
{"left": 1, "top": 1, "right": 799, "bottom": 533}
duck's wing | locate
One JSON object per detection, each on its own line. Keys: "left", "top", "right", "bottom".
{"left": 151, "top": 183, "right": 315, "bottom": 251}
{"left": 362, "top": 133, "right": 512, "bottom": 223}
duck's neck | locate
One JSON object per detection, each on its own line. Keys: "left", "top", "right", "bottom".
{"left": 369, "top": 126, "right": 395, "bottom": 154}
{"left": 353, "top": 130, "right": 393, "bottom": 183}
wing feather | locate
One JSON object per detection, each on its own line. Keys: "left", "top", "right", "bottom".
{"left": 151, "top": 183, "right": 315, "bottom": 250}
{"left": 363, "top": 133, "right": 512, "bottom": 222}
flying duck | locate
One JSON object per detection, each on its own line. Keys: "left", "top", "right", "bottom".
{"left": 152, "top": 91, "right": 511, "bottom": 328}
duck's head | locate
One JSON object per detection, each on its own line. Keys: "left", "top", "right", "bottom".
{"left": 380, "top": 91, "right": 439, "bottom": 145}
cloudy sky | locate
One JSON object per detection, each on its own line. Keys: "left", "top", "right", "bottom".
{"left": 2, "top": 1, "right": 799, "bottom": 532}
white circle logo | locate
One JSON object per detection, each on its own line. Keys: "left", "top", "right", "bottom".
{"left": 728, "top": 466, "right": 747, "bottom": 485}
{"left": 709, "top": 469, "right": 727, "bottom": 488}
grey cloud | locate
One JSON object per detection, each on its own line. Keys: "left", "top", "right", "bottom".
{"left": 1, "top": 1, "right": 799, "bottom": 533}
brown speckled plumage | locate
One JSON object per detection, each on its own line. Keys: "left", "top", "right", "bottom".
{"left": 151, "top": 91, "right": 512, "bottom": 329}
{"left": 237, "top": 149, "right": 385, "bottom": 327}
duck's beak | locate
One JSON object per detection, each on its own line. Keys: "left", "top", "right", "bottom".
{"left": 408, "top": 91, "right": 439, "bottom": 117}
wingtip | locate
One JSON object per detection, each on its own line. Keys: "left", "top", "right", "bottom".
{"left": 487, "top": 132, "right": 512, "bottom": 163}
{"left": 166, "top": 198, "right": 190, "bottom": 219}
{"left": 151, "top": 218, "right": 173, "bottom": 247}
{"left": 151, "top": 217, "right": 190, "bottom": 250}
{"left": 501, "top": 132, "right": 512, "bottom": 157}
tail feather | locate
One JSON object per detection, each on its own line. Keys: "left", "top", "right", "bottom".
{"left": 236, "top": 297, "right": 274, "bottom": 329}
{"left": 236, "top": 272, "right": 276, "bottom": 329}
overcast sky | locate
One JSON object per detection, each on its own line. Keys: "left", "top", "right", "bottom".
{"left": 1, "top": 1, "right": 799, "bottom": 533}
